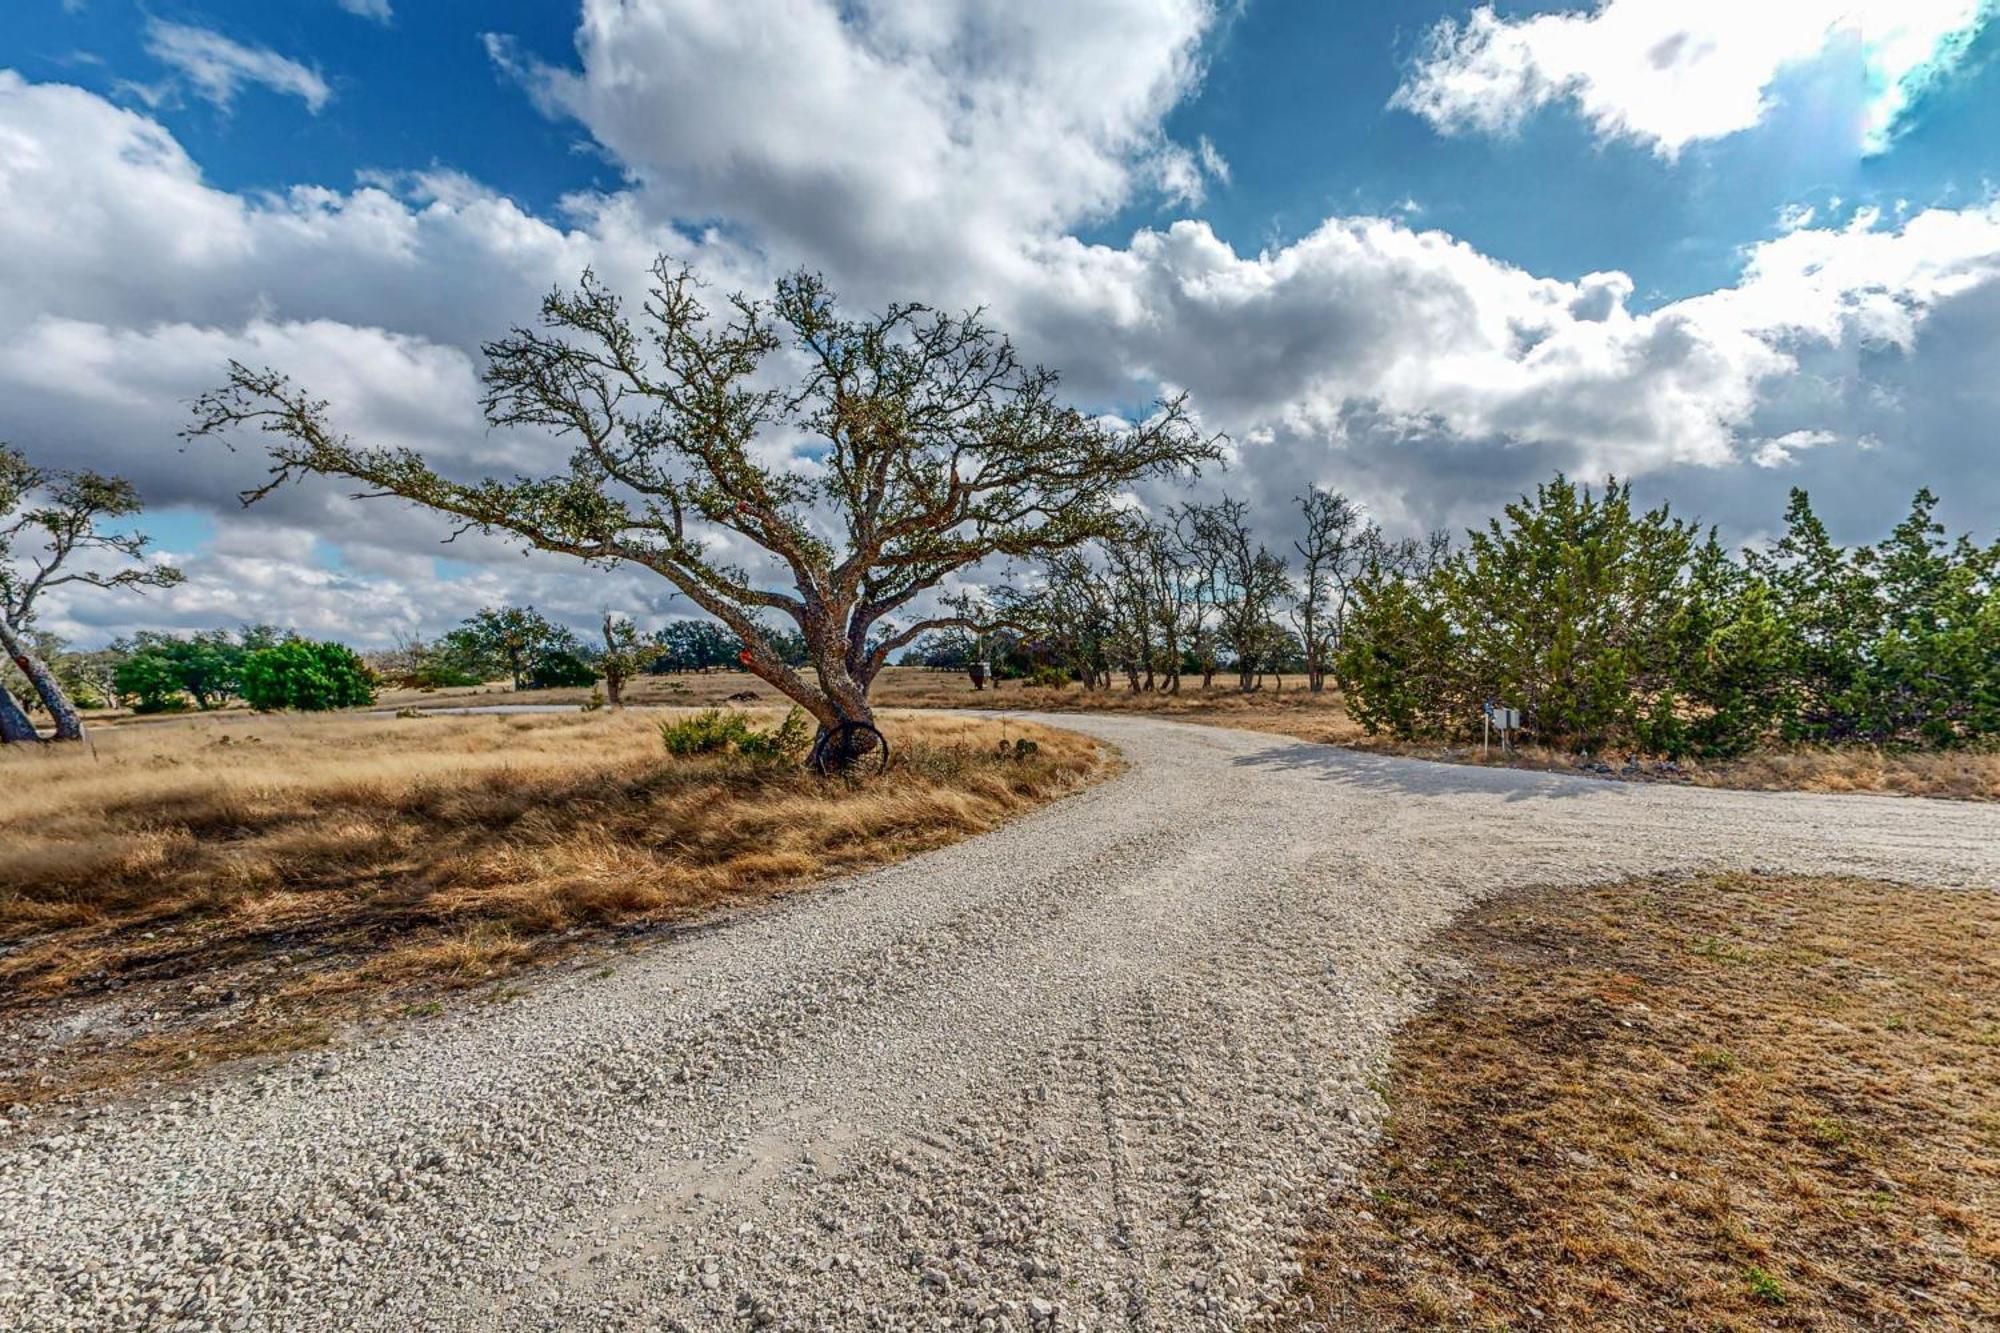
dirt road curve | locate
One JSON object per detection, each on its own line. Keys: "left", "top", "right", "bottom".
{"left": 5, "top": 715, "right": 1997, "bottom": 1331}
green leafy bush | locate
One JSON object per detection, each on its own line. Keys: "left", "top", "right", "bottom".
{"left": 659, "top": 706, "right": 811, "bottom": 761}
{"left": 526, "top": 649, "right": 598, "bottom": 689}
{"left": 113, "top": 651, "right": 191, "bottom": 714}
{"left": 240, "top": 640, "right": 376, "bottom": 712}
{"left": 1336, "top": 476, "right": 1998, "bottom": 757}
{"left": 659, "top": 708, "right": 751, "bottom": 756}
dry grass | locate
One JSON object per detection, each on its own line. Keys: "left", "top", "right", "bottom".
{"left": 326, "top": 668, "right": 2000, "bottom": 800}
{"left": 1294, "top": 872, "right": 2000, "bottom": 1331}
{"left": 0, "top": 707, "right": 1103, "bottom": 1104}
{"left": 367, "top": 665, "right": 1365, "bottom": 738}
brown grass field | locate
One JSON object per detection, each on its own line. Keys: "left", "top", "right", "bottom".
{"left": 0, "top": 706, "right": 1103, "bottom": 1104}
{"left": 1294, "top": 872, "right": 2000, "bottom": 1331}
{"left": 368, "top": 666, "right": 2000, "bottom": 801}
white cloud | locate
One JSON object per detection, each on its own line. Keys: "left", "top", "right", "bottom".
{"left": 335, "top": 0, "right": 394, "bottom": 22}
{"left": 1777, "top": 203, "right": 1817, "bottom": 233}
{"left": 494, "top": 0, "right": 1219, "bottom": 292}
{"left": 1752, "top": 429, "right": 1838, "bottom": 467}
{"left": 4, "top": 0, "right": 2000, "bottom": 643}
{"left": 1393, "top": 1, "right": 1992, "bottom": 156}
{"left": 142, "top": 19, "right": 333, "bottom": 114}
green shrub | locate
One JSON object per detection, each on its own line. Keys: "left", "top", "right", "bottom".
{"left": 659, "top": 706, "right": 810, "bottom": 761}
{"left": 240, "top": 640, "right": 376, "bottom": 712}
{"left": 526, "top": 649, "right": 598, "bottom": 689}
{"left": 114, "top": 652, "right": 190, "bottom": 713}
{"left": 659, "top": 708, "right": 753, "bottom": 756}
{"left": 734, "top": 707, "right": 812, "bottom": 761}
{"left": 1023, "top": 665, "right": 1069, "bottom": 689}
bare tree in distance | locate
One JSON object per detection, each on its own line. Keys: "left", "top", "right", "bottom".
{"left": 1, "top": 445, "right": 184, "bottom": 742}
{"left": 1178, "top": 496, "right": 1290, "bottom": 692}
{"left": 189, "top": 260, "right": 1221, "bottom": 765}
{"left": 1290, "top": 486, "right": 1361, "bottom": 694}
{"left": 1102, "top": 525, "right": 1161, "bottom": 692}
{"left": 1037, "top": 550, "right": 1116, "bottom": 689}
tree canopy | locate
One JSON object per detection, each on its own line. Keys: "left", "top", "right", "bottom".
{"left": 189, "top": 259, "right": 1219, "bottom": 753}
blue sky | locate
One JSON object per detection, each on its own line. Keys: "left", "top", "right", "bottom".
{"left": 2, "top": 1, "right": 1998, "bottom": 643}
{"left": 11, "top": 0, "right": 1994, "bottom": 301}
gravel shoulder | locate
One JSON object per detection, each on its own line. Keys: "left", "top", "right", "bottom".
{"left": 5, "top": 714, "right": 1997, "bottom": 1331}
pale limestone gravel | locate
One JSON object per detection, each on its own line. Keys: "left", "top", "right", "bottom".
{"left": 4, "top": 714, "right": 1997, "bottom": 1332}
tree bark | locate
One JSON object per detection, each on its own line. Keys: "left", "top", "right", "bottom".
{"left": 0, "top": 617, "right": 85, "bottom": 742}
{"left": 0, "top": 680, "right": 39, "bottom": 743}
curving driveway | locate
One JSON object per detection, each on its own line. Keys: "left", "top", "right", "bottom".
{"left": 3, "top": 714, "right": 1996, "bottom": 1330}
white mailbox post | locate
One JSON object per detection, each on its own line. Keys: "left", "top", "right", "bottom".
{"left": 1483, "top": 700, "right": 1520, "bottom": 754}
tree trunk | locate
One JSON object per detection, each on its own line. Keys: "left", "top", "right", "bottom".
{"left": 0, "top": 680, "right": 39, "bottom": 743}
{"left": 0, "top": 617, "right": 84, "bottom": 742}
{"left": 605, "top": 670, "right": 625, "bottom": 708}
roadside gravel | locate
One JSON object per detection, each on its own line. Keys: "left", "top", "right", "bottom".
{"left": 4, "top": 714, "right": 1997, "bottom": 1331}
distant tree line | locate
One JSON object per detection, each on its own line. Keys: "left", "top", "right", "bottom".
{"left": 901, "top": 476, "right": 1995, "bottom": 759}
{"left": 370, "top": 607, "right": 811, "bottom": 699}
{"left": 905, "top": 489, "right": 1448, "bottom": 696}
{"left": 10, "top": 403, "right": 1991, "bottom": 762}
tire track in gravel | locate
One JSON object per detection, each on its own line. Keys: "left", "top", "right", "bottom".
{"left": 3, "top": 714, "right": 1997, "bottom": 1331}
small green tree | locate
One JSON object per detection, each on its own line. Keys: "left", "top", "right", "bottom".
{"left": 1674, "top": 543, "right": 1795, "bottom": 757}
{"left": 597, "top": 613, "right": 659, "bottom": 707}
{"left": 110, "top": 629, "right": 254, "bottom": 712}
{"left": 1335, "top": 565, "right": 1460, "bottom": 739}
{"left": 1860, "top": 490, "right": 1998, "bottom": 745}
{"left": 113, "top": 649, "right": 193, "bottom": 713}
{"left": 1438, "top": 476, "right": 1699, "bottom": 749}
{"left": 648, "top": 619, "right": 742, "bottom": 674}
{"left": 1747, "top": 489, "right": 1880, "bottom": 742}
{"left": 435, "top": 606, "right": 582, "bottom": 690}
{"left": 240, "top": 640, "right": 376, "bottom": 712}
{"left": 526, "top": 647, "right": 598, "bottom": 689}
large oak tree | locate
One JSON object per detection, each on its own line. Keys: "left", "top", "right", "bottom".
{"left": 191, "top": 261, "right": 1219, "bottom": 757}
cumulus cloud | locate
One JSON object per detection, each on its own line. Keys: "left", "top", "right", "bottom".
{"left": 1392, "top": 1, "right": 1991, "bottom": 156}
{"left": 142, "top": 18, "right": 333, "bottom": 114}
{"left": 335, "top": 0, "right": 394, "bottom": 22}
{"left": 4, "top": 0, "right": 2000, "bottom": 643}
{"left": 491, "top": 0, "right": 1218, "bottom": 294}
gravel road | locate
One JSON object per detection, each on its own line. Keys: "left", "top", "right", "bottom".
{"left": 5, "top": 714, "right": 1997, "bottom": 1332}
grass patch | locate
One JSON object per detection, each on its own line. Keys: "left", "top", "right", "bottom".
{"left": 1293, "top": 872, "right": 2000, "bottom": 1331}
{"left": 0, "top": 707, "right": 1103, "bottom": 1104}
{"left": 354, "top": 667, "right": 2000, "bottom": 799}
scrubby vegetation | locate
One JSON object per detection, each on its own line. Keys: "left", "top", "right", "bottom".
{"left": 658, "top": 705, "right": 811, "bottom": 760}
{"left": 1338, "top": 478, "right": 1996, "bottom": 757}
{"left": 238, "top": 639, "right": 377, "bottom": 712}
